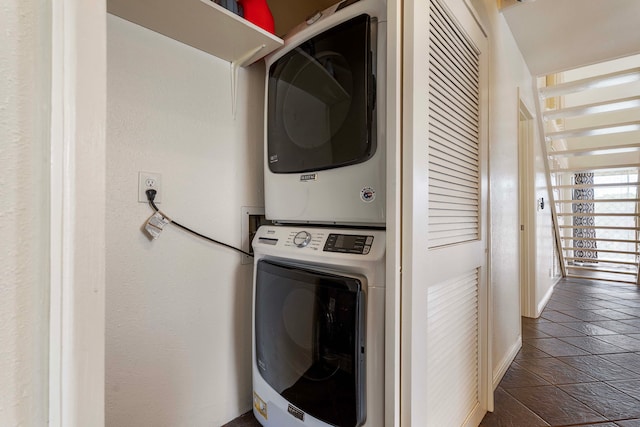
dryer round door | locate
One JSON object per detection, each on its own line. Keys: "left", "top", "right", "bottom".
{"left": 267, "top": 14, "right": 376, "bottom": 174}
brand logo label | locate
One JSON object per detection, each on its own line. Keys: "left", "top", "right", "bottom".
{"left": 269, "top": 154, "right": 278, "bottom": 163}
{"left": 361, "top": 187, "right": 376, "bottom": 203}
{"left": 287, "top": 404, "right": 305, "bottom": 421}
{"left": 300, "top": 173, "right": 318, "bottom": 182}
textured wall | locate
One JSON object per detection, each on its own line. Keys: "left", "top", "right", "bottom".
{"left": 471, "top": 0, "right": 551, "bottom": 384}
{"left": 474, "top": 0, "right": 527, "bottom": 382}
{"left": 0, "top": 0, "right": 51, "bottom": 425}
{"left": 106, "top": 15, "right": 264, "bottom": 426}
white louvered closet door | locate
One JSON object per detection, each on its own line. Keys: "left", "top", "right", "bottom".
{"left": 402, "top": 0, "right": 489, "bottom": 425}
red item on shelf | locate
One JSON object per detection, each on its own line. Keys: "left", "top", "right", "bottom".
{"left": 237, "top": 0, "right": 275, "bottom": 34}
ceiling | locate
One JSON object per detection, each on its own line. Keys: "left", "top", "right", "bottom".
{"left": 502, "top": 0, "right": 640, "bottom": 76}
{"left": 264, "top": 0, "right": 640, "bottom": 76}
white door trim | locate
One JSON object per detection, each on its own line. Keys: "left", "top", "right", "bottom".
{"left": 49, "top": 1, "right": 106, "bottom": 426}
{"left": 518, "top": 95, "right": 536, "bottom": 318}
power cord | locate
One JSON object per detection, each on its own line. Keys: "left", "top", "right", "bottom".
{"left": 145, "top": 189, "right": 253, "bottom": 258}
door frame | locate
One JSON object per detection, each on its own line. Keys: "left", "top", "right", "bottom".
{"left": 49, "top": 1, "right": 106, "bottom": 425}
{"left": 518, "top": 94, "right": 536, "bottom": 318}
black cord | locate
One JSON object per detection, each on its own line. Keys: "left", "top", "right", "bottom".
{"left": 146, "top": 189, "right": 253, "bottom": 258}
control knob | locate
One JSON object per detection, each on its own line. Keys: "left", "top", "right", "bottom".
{"left": 293, "top": 231, "right": 312, "bottom": 248}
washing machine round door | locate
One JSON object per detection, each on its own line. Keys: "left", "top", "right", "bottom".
{"left": 254, "top": 259, "right": 366, "bottom": 427}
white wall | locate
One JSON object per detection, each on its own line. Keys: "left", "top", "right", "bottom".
{"left": 106, "top": 15, "right": 264, "bottom": 426}
{"left": 0, "top": 1, "right": 50, "bottom": 425}
{"left": 471, "top": 0, "right": 556, "bottom": 387}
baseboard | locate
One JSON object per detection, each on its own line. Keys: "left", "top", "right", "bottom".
{"left": 535, "top": 278, "right": 558, "bottom": 317}
{"left": 493, "top": 335, "right": 522, "bottom": 390}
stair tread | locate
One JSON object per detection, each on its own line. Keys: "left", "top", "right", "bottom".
{"left": 556, "top": 212, "right": 639, "bottom": 217}
{"left": 555, "top": 198, "right": 640, "bottom": 203}
{"left": 549, "top": 163, "right": 640, "bottom": 173}
{"left": 544, "top": 96, "right": 640, "bottom": 120}
{"left": 566, "top": 274, "right": 638, "bottom": 285}
{"left": 566, "top": 265, "right": 637, "bottom": 275}
{"left": 562, "top": 247, "right": 640, "bottom": 255}
{"left": 565, "top": 257, "right": 639, "bottom": 266}
{"left": 546, "top": 120, "right": 640, "bottom": 140}
{"left": 539, "top": 67, "right": 640, "bottom": 98}
{"left": 553, "top": 182, "right": 640, "bottom": 189}
{"left": 548, "top": 143, "right": 640, "bottom": 157}
{"left": 560, "top": 236, "right": 640, "bottom": 244}
{"left": 559, "top": 225, "right": 640, "bottom": 230}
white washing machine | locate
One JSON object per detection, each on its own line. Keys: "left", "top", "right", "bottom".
{"left": 263, "top": 0, "right": 387, "bottom": 226}
{"left": 252, "top": 225, "right": 385, "bottom": 427}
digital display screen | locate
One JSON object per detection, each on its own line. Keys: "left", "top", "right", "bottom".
{"left": 335, "top": 235, "right": 358, "bottom": 249}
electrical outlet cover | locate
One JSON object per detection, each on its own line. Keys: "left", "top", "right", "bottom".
{"left": 241, "top": 206, "right": 265, "bottom": 264}
{"left": 138, "top": 171, "right": 162, "bottom": 203}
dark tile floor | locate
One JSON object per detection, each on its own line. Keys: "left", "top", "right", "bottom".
{"left": 227, "top": 277, "right": 640, "bottom": 427}
{"left": 481, "top": 277, "right": 640, "bottom": 427}
{"left": 222, "top": 411, "right": 260, "bottom": 427}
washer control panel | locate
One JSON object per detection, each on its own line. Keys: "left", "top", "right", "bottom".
{"left": 255, "top": 226, "right": 378, "bottom": 256}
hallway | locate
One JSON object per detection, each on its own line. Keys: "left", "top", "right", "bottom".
{"left": 481, "top": 277, "right": 640, "bottom": 427}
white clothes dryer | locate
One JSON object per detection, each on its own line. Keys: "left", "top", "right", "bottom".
{"left": 252, "top": 225, "right": 385, "bottom": 427}
{"left": 263, "top": 0, "right": 387, "bottom": 226}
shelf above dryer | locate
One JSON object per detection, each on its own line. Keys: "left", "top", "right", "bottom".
{"left": 107, "top": 0, "right": 284, "bottom": 66}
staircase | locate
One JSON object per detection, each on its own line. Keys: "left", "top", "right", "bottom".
{"left": 536, "top": 58, "right": 640, "bottom": 285}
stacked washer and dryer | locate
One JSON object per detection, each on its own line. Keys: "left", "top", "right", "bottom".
{"left": 251, "top": 1, "right": 387, "bottom": 426}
